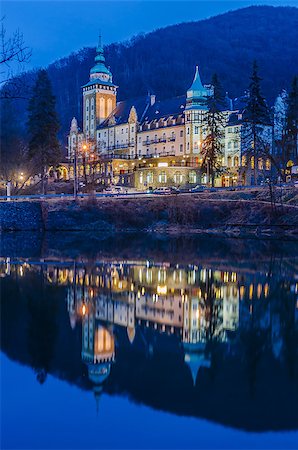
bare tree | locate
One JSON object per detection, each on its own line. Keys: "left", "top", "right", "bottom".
{"left": 0, "top": 17, "right": 32, "bottom": 99}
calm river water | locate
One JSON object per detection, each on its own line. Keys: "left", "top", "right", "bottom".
{"left": 1, "top": 233, "right": 298, "bottom": 449}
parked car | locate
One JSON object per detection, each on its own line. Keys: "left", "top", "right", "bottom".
{"left": 190, "top": 185, "right": 208, "bottom": 193}
{"left": 153, "top": 187, "right": 171, "bottom": 195}
{"left": 169, "top": 186, "right": 180, "bottom": 194}
{"left": 112, "top": 186, "right": 125, "bottom": 194}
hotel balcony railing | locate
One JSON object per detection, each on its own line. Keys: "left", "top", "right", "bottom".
{"left": 105, "top": 142, "right": 135, "bottom": 151}
{"left": 142, "top": 137, "right": 169, "bottom": 146}
{"left": 99, "top": 153, "right": 133, "bottom": 160}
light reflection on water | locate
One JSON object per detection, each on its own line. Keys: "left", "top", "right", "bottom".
{"left": 1, "top": 236, "right": 298, "bottom": 449}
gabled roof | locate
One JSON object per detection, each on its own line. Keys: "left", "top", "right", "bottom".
{"left": 227, "top": 112, "right": 243, "bottom": 126}
{"left": 143, "top": 95, "right": 186, "bottom": 123}
{"left": 99, "top": 95, "right": 150, "bottom": 128}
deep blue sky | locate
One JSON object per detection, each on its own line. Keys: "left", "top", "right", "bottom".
{"left": 2, "top": 0, "right": 298, "bottom": 69}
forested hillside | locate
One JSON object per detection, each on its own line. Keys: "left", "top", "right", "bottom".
{"left": 1, "top": 5, "right": 298, "bottom": 147}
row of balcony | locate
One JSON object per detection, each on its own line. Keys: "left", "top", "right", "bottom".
{"left": 142, "top": 137, "right": 176, "bottom": 146}
{"left": 98, "top": 151, "right": 179, "bottom": 160}
{"left": 104, "top": 142, "right": 135, "bottom": 151}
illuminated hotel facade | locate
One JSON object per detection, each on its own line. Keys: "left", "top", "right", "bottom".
{"left": 64, "top": 36, "right": 273, "bottom": 189}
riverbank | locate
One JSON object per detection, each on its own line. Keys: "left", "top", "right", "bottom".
{"left": 1, "top": 194, "right": 298, "bottom": 238}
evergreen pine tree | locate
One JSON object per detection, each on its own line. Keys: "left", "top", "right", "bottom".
{"left": 27, "top": 69, "right": 61, "bottom": 193}
{"left": 285, "top": 75, "right": 298, "bottom": 163}
{"left": 242, "top": 61, "right": 271, "bottom": 185}
{"left": 201, "top": 73, "right": 226, "bottom": 186}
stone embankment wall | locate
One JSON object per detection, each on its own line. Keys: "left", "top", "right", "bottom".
{"left": 0, "top": 197, "right": 297, "bottom": 237}
{"left": 0, "top": 202, "right": 44, "bottom": 231}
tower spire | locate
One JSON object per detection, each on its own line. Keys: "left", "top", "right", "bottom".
{"left": 97, "top": 30, "right": 102, "bottom": 52}
{"left": 185, "top": 65, "right": 208, "bottom": 110}
{"left": 89, "top": 33, "right": 113, "bottom": 82}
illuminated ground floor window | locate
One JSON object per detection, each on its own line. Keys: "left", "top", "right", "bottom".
{"left": 159, "top": 171, "right": 167, "bottom": 183}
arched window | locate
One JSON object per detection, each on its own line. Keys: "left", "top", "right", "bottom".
{"left": 258, "top": 158, "right": 263, "bottom": 170}
{"left": 159, "top": 171, "right": 167, "bottom": 183}
{"left": 139, "top": 172, "right": 143, "bottom": 184}
{"left": 147, "top": 172, "right": 153, "bottom": 184}
{"left": 234, "top": 156, "right": 239, "bottom": 167}
{"left": 241, "top": 156, "right": 247, "bottom": 167}
{"left": 99, "top": 97, "right": 105, "bottom": 118}
{"left": 189, "top": 171, "right": 196, "bottom": 184}
{"left": 227, "top": 156, "right": 232, "bottom": 167}
{"left": 107, "top": 98, "right": 113, "bottom": 115}
{"left": 174, "top": 171, "right": 183, "bottom": 184}
{"left": 266, "top": 159, "right": 271, "bottom": 170}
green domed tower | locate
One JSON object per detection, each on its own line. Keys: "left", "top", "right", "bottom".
{"left": 82, "top": 35, "right": 117, "bottom": 139}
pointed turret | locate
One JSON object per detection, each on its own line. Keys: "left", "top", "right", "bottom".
{"left": 183, "top": 342, "right": 211, "bottom": 386}
{"left": 186, "top": 65, "right": 208, "bottom": 110}
{"left": 90, "top": 33, "right": 113, "bottom": 82}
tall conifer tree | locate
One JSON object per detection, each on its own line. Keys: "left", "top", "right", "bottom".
{"left": 27, "top": 69, "right": 61, "bottom": 193}
{"left": 242, "top": 61, "right": 271, "bottom": 185}
{"left": 285, "top": 75, "right": 298, "bottom": 162}
{"left": 201, "top": 73, "right": 226, "bottom": 186}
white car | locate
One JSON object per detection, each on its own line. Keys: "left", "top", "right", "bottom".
{"left": 153, "top": 187, "right": 171, "bottom": 195}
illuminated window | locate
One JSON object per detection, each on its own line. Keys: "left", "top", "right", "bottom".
{"left": 234, "top": 156, "right": 239, "bottom": 167}
{"left": 251, "top": 156, "right": 255, "bottom": 169}
{"left": 227, "top": 156, "right": 232, "bottom": 167}
{"left": 159, "top": 171, "right": 167, "bottom": 183}
{"left": 174, "top": 171, "right": 183, "bottom": 184}
{"left": 242, "top": 155, "right": 247, "bottom": 167}
{"left": 139, "top": 172, "right": 143, "bottom": 184}
{"left": 147, "top": 172, "right": 153, "bottom": 184}
{"left": 258, "top": 158, "right": 263, "bottom": 170}
{"left": 266, "top": 159, "right": 271, "bottom": 170}
{"left": 189, "top": 171, "right": 196, "bottom": 184}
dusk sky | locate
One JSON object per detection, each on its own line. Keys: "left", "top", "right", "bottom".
{"left": 3, "top": 0, "right": 298, "bottom": 70}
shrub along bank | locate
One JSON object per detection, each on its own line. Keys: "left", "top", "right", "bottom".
{"left": 1, "top": 196, "right": 297, "bottom": 237}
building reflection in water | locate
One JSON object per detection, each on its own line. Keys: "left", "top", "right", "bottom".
{"left": 1, "top": 257, "right": 297, "bottom": 395}
{"left": 64, "top": 262, "right": 243, "bottom": 387}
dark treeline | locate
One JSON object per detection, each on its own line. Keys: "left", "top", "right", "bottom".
{"left": 1, "top": 5, "right": 298, "bottom": 148}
